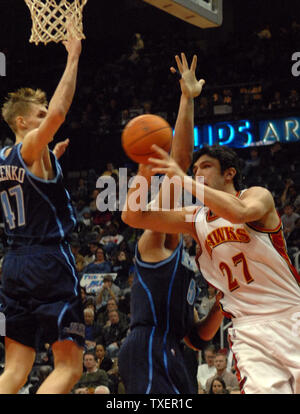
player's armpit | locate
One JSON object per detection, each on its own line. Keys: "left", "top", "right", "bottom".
{"left": 21, "top": 112, "right": 65, "bottom": 165}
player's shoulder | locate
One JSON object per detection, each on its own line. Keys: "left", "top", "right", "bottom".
{"left": 240, "top": 186, "right": 274, "bottom": 200}
{"left": 0, "top": 145, "right": 17, "bottom": 160}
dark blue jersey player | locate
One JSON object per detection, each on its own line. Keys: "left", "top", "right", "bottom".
{"left": 119, "top": 54, "right": 223, "bottom": 394}
{"left": 118, "top": 231, "right": 222, "bottom": 394}
{"left": 0, "top": 24, "right": 84, "bottom": 394}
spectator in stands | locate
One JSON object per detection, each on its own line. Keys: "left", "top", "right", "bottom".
{"left": 73, "top": 178, "right": 88, "bottom": 202}
{"left": 197, "top": 344, "right": 217, "bottom": 392}
{"left": 281, "top": 204, "right": 300, "bottom": 238}
{"left": 287, "top": 217, "right": 300, "bottom": 260}
{"left": 75, "top": 199, "right": 89, "bottom": 221}
{"left": 83, "top": 246, "right": 112, "bottom": 274}
{"left": 72, "top": 352, "right": 110, "bottom": 394}
{"left": 267, "top": 91, "right": 282, "bottom": 111}
{"left": 264, "top": 142, "right": 284, "bottom": 166}
{"left": 256, "top": 24, "right": 272, "bottom": 40}
{"left": 102, "top": 310, "right": 129, "bottom": 358}
{"left": 28, "top": 366, "right": 53, "bottom": 394}
{"left": 118, "top": 272, "right": 134, "bottom": 316}
{"left": 96, "top": 275, "right": 121, "bottom": 310}
{"left": 230, "top": 387, "right": 241, "bottom": 394}
{"left": 242, "top": 148, "right": 261, "bottom": 176}
{"left": 198, "top": 286, "right": 218, "bottom": 319}
{"left": 97, "top": 297, "right": 129, "bottom": 327}
{"left": 101, "top": 162, "right": 119, "bottom": 177}
{"left": 205, "top": 353, "right": 239, "bottom": 393}
{"left": 208, "top": 377, "right": 229, "bottom": 394}
{"left": 83, "top": 308, "right": 103, "bottom": 351}
{"left": 112, "top": 250, "right": 132, "bottom": 289}
{"left": 280, "top": 179, "right": 298, "bottom": 208}
{"left": 95, "top": 343, "right": 113, "bottom": 372}
{"left": 70, "top": 240, "right": 85, "bottom": 273}
{"left": 286, "top": 89, "right": 300, "bottom": 108}
{"left": 95, "top": 343, "right": 120, "bottom": 393}
{"left": 121, "top": 226, "right": 141, "bottom": 254}
{"left": 84, "top": 232, "right": 99, "bottom": 266}
{"left": 181, "top": 233, "right": 198, "bottom": 273}
{"left": 80, "top": 287, "right": 95, "bottom": 308}
{"left": 100, "top": 223, "right": 124, "bottom": 254}
{"left": 89, "top": 189, "right": 100, "bottom": 214}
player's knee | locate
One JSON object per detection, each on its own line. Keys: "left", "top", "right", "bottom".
{"left": 4, "top": 368, "right": 29, "bottom": 389}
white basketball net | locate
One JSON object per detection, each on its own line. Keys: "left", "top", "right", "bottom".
{"left": 24, "top": 0, "right": 88, "bottom": 45}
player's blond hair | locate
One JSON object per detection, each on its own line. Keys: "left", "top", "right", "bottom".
{"left": 1, "top": 87, "right": 48, "bottom": 133}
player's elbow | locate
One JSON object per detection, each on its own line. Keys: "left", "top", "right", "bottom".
{"left": 121, "top": 210, "right": 144, "bottom": 229}
{"left": 121, "top": 209, "right": 140, "bottom": 228}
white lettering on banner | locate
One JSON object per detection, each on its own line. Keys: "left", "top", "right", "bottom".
{"left": 80, "top": 273, "right": 117, "bottom": 294}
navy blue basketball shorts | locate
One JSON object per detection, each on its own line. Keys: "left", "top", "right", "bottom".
{"left": 118, "top": 326, "right": 194, "bottom": 394}
{"left": 0, "top": 242, "right": 85, "bottom": 349}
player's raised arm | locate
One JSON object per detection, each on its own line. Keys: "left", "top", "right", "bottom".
{"left": 170, "top": 53, "right": 205, "bottom": 171}
{"left": 21, "top": 25, "right": 81, "bottom": 165}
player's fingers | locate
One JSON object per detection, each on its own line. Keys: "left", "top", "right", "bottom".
{"left": 198, "top": 79, "right": 205, "bottom": 88}
{"left": 175, "top": 55, "right": 183, "bottom": 73}
{"left": 147, "top": 157, "right": 168, "bottom": 166}
{"left": 150, "top": 144, "right": 169, "bottom": 158}
{"left": 171, "top": 67, "right": 182, "bottom": 80}
{"left": 151, "top": 167, "right": 169, "bottom": 174}
{"left": 181, "top": 52, "right": 189, "bottom": 70}
{"left": 190, "top": 55, "right": 197, "bottom": 72}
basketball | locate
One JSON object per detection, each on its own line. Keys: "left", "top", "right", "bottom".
{"left": 121, "top": 114, "right": 173, "bottom": 164}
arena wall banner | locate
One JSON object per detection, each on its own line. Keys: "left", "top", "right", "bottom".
{"left": 192, "top": 117, "right": 300, "bottom": 149}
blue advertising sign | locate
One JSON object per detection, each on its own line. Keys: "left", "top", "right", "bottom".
{"left": 190, "top": 117, "right": 300, "bottom": 149}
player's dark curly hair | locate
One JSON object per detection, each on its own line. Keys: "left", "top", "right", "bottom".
{"left": 192, "top": 145, "right": 243, "bottom": 191}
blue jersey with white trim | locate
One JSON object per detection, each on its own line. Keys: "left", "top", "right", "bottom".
{"left": 0, "top": 144, "right": 76, "bottom": 247}
{"left": 131, "top": 239, "right": 196, "bottom": 340}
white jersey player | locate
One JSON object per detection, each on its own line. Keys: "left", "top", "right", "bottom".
{"left": 123, "top": 143, "right": 300, "bottom": 394}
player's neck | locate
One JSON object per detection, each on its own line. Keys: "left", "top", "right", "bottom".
{"left": 222, "top": 182, "right": 237, "bottom": 196}
{"left": 15, "top": 133, "right": 25, "bottom": 145}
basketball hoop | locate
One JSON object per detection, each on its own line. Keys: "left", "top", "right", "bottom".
{"left": 24, "top": 0, "right": 88, "bottom": 45}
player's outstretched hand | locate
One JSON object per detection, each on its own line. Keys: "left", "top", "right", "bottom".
{"left": 149, "top": 144, "right": 186, "bottom": 182}
{"left": 137, "top": 163, "right": 155, "bottom": 180}
{"left": 171, "top": 53, "right": 205, "bottom": 99}
{"left": 53, "top": 138, "right": 70, "bottom": 160}
{"left": 62, "top": 19, "right": 82, "bottom": 58}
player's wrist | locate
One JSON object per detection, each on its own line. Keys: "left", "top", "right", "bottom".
{"left": 67, "top": 53, "right": 80, "bottom": 63}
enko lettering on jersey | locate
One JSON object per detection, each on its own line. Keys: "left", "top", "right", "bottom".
{"left": 0, "top": 165, "right": 25, "bottom": 183}
{"left": 205, "top": 227, "right": 250, "bottom": 257}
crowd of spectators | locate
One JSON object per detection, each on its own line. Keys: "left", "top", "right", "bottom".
{"left": 0, "top": 16, "right": 299, "bottom": 395}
